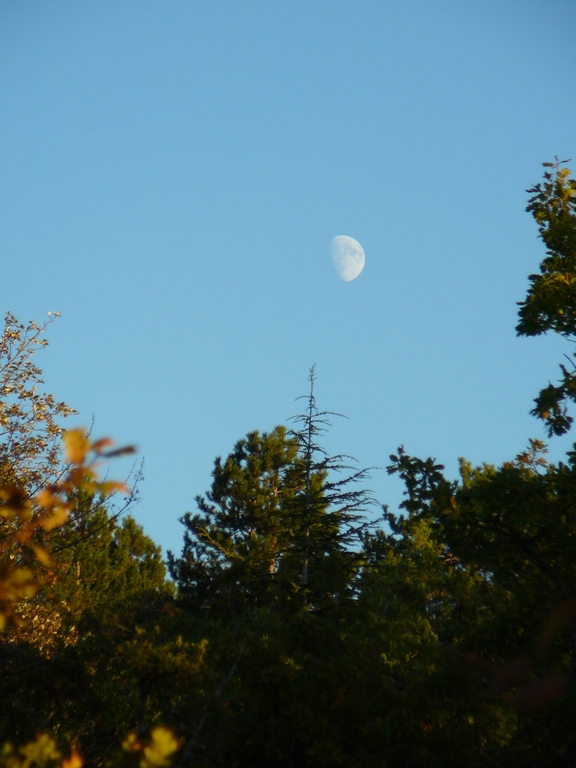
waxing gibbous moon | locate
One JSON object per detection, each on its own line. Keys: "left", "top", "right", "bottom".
{"left": 331, "top": 235, "right": 365, "bottom": 282}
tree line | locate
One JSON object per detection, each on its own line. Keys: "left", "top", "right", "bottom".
{"left": 1, "top": 160, "right": 576, "bottom": 767}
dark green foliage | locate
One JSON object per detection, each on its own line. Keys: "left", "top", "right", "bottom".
{"left": 169, "top": 368, "right": 375, "bottom": 616}
{"left": 0, "top": 497, "right": 174, "bottom": 761}
{"left": 168, "top": 425, "right": 302, "bottom": 613}
{"left": 168, "top": 373, "right": 382, "bottom": 765}
{"left": 6, "top": 162, "right": 576, "bottom": 766}
{"left": 50, "top": 496, "right": 170, "bottom": 622}
{"left": 387, "top": 438, "right": 576, "bottom": 765}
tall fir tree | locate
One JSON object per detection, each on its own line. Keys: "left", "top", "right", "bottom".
{"left": 286, "top": 365, "right": 374, "bottom": 605}
{"left": 168, "top": 371, "right": 378, "bottom": 766}
{"left": 169, "top": 367, "right": 375, "bottom": 613}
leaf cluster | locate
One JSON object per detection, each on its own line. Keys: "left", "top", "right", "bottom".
{"left": 0, "top": 313, "right": 75, "bottom": 491}
{"left": 516, "top": 161, "right": 576, "bottom": 435}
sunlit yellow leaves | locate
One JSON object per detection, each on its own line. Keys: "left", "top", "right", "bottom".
{"left": 29, "top": 544, "right": 51, "bottom": 567}
{"left": 0, "top": 566, "right": 38, "bottom": 630}
{"left": 18, "top": 735, "right": 61, "bottom": 768}
{"left": 0, "top": 736, "right": 85, "bottom": 768}
{"left": 1, "top": 429, "right": 135, "bottom": 631}
{"left": 140, "top": 729, "right": 178, "bottom": 768}
{"left": 61, "top": 752, "right": 82, "bottom": 768}
{"left": 119, "top": 735, "right": 139, "bottom": 755}
{"left": 38, "top": 506, "right": 68, "bottom": 533}
{"left": 63, "top": 429, "right": 90, "bottom": 465}
{"left": 0, "top": 313, "right": 77, "bottom": 493}
{"left": 0, "top": 734, "right": 59, "bottom": 768}
{"left": 119, "top": 728, "right": 178, "bottom": 768}
{"left": 99, "top": 480, "right": 129, "bottom": 499}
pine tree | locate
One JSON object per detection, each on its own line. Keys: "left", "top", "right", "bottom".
{"left": 169, "top": 368, "right": 375, "bottom": 613}
{"left": 286, "top": 365, "right": 374, "bottom": 605}
{"left": 168, "top": 425, "right": 302, "bottom": 613}
{"left": 168, "top": 371, "right": 378, "bottom": 766}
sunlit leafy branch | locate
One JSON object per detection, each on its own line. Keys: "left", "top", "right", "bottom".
{"left": 517, "top": 160, "right": 576, "bottom": 435}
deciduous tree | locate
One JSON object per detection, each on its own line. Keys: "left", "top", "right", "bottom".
{"left": 517, "top": 160, "right": 576, "bottom": 435}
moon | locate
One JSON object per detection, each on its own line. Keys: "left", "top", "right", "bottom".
{"left": 331, "top": 235, "right": 365, "bottom": 282}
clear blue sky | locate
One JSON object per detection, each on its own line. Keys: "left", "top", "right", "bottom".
{"left": 1, "top": 1, "right": 575, "bottom": 557}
